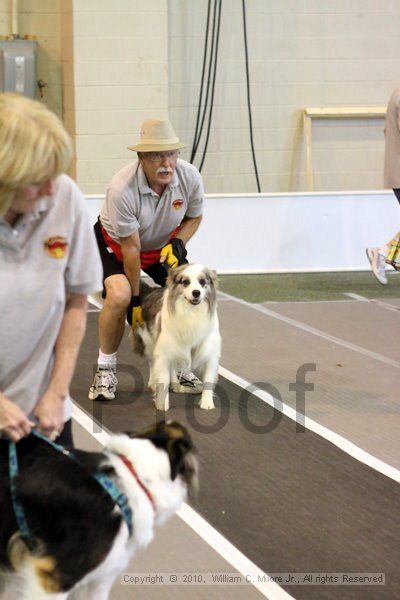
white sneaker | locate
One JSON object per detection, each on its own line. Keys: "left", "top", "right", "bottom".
{"left": 170, "top": 369, "right": 203, "bottom": 394}
{"left": 88, "top": 368, "right": 118, "bottom": 400}
{"left": 366, "top": 247, "right": 387, "bottom": 285}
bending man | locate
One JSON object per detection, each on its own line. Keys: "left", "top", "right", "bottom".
{"left": 89, "top": 118, "right": 204, "bottom": 401}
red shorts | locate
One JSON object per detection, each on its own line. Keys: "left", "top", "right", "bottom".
{"left": 101, "top": 226, "right": 179, "bottom": 268}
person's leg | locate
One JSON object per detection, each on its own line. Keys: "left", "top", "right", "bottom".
{"left": 376, "top": 191, "right": 400, "bottom": 265}
{"left": 99, "top": 274, "right": 132, "bottom": 353}
{"left": 89, "top": 274, "right": 131, "bottom": 400}
{"left": 393, "top": 188, "right": 400, "bottom": 203}
{"left": 378, "top": 189, "right": 400, "bottom": 255}
{"left": 142, "top": 254, "right": 188, "bottom": 287}
{"left": 143, "top": 261, "right": 169, "bottom": 287}
{"left": 365, "top": 189, "right": 400, "bottom": 284}
{"left": 89, "top": 222, "right": 129, "bottom": 400}
{"left": 384, "top": 228, "right": 400, "bottom": 271}
{"left": 366, "top": 247, "right": 388, "bottom": 284}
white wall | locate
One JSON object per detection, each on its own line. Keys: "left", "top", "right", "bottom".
{"left": 85, "top": 190, "right": 399, "bottom": 273}
{"left": 0, "top": 1, "right": 170, "bottom": 192}
{"left": 70, "top": 0, "right": 169, "bottom": 194}
{"left": 168, "top": 0, "right": 400, "bottom": 194}
{"left": 4, "top": 1, "right": 400, "bottom": 196}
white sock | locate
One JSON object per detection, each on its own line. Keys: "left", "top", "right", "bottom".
{"left": 98, "top": 350, "right": 117, "bottom": 370}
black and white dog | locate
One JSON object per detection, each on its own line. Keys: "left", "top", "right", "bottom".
{"left": 0, "top": 421, "right": 198, "bottom": 600}
{"left": 133, "top": 264, "right": 221, "bottom": 412}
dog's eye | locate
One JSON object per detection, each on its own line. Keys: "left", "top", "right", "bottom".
{"left": 198, "top": 278, "right": 206, "bottom": 287}
{"left": 182, "top": 279, "right": 190, "bottom": 287}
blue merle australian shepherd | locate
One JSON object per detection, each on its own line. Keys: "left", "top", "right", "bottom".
{"left": 133, "top": 264, "right": 221, "bottom": 412}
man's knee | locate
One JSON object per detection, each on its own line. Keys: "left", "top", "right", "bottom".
{"left": 104, "top": 276, "right": 131, "bottom": 313}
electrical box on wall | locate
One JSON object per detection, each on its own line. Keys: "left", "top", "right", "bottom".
{"left": 0, "top": 39, "right": 37, "bottom": 98}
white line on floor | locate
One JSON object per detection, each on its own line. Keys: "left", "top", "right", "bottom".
{"left": 370, "top": 298, "right": 400, "bottom": 311}
{"left": 343, "top": 293, "right": 369, "bottom": 302}
{"left": 218, "top": 366, "right": 400, "bottom": 485}
{"left": 71, "top": 403, "right": 294, "bottom": 600}
{"left": 177, "top": 505, "right": 294, "bottom": 600}
{"left": 87, "top": 292, "right": 400, "bottom": 480}
{"left": 264, "top": 299, "right": 354, "bottom": 305}
{"left": 218, "top": 291, "right": 400, "bottom": 369}
{"left": 72, "top": 403, "right": 110, "bottom": 446}
{"left": 343, "top": 292, "right": 400, "bottom": 313}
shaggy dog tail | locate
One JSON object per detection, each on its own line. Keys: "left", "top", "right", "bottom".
{"left": 132, "top": 330, "right": 145, "bottom": 356}
{"left": 131, "top": 281, "right": 151, "bottom": 356}
{"left": 139, "top": 280, "right": 154, "bottom": 300}
{"left": 132, "top": 282, "right": 164, "bottom": 356}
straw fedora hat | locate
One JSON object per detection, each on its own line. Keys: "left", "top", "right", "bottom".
{"left": 128, "top": 118, "right": 187, "bottom": 152}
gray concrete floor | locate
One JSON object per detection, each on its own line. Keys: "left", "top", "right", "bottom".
{"left": 218, "top": 296, "right": 400, "bottom": 470}
{"left": 73, "top": 422, "right": 268, "bottom": 600}
{"left": 72, "top": 292, "right": 400, "bottom": 599}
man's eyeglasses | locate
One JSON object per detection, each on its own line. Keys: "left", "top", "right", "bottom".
{"left": 143, "top": 150, "right": 180, "bottom": 163}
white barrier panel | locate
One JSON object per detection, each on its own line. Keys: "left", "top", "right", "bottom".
{"left": 85, "top": 191, "right": 399, "bottom": 274}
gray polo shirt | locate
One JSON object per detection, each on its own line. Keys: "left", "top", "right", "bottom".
{"left": 100, "top": 158, "right": 204, "bottom": 251}
{"left": 0, "top": 174, "right": 103, "bottom": 422}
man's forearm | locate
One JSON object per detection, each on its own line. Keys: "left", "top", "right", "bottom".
{"left": 176, "top": 215, "right": 202, "bottom": 245}
{"left": 119, "top": 233, "right": 142, "bottom": 297}
{"left": 122, "top": 248, "right": 142, "bottom": 296}
{"left": 47, "top": 294, "right": 88, "bottom": 399}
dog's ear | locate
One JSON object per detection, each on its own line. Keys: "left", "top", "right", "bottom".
{"left": 134, "top": 421, "right": 197, "bottom": 483}
{"left": 163, "top": 422, "right": 199, "bottom": 496}
{"left": 206, "top": 268, "right": 218, "bottom": 288}
{"left": 166, "top": 264, "right": 188, "bottom": 287}
{"left": 164, "top": 422, "right": 195, "bottom": 481}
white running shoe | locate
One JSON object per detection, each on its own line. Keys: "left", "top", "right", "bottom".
{"left": 170, "top": 369, "right": 203, "bottom": 394}
{"left": 366, "top": 247, "right": 388, "bottom": 285}
{"left": 88, "top": 368, "right": 118, "bottom": 400}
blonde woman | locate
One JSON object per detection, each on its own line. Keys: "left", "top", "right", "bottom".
{"left": 0, "top": 93, "right": 102, "bottom": 445}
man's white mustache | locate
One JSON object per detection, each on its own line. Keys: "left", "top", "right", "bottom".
{"left": 156, "top": 167, "right": 173, "bottom": 175}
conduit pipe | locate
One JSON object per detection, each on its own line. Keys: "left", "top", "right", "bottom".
{"left": 11, "top": 0, "right": 19, "bottom": 38}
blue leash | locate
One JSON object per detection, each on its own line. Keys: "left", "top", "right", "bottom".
{"left": 8, "top": 442, "right": 34, "bottom": 548}
{"left": 8, "top": 429, "right": 133, "bottom": 547}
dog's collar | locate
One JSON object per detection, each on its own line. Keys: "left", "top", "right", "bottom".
{"left": 8, "top": 431, "right": 134, "bottom": 544}
{"left": 119, "top": 455, "right": 156, "bottom": 513}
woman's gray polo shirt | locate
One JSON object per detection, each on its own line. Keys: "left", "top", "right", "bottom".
{"left": 100, "top": 158, "right": 204, "bottom": 251}
{"left": 0, "top": 174, "right": 103, "bottom": 422}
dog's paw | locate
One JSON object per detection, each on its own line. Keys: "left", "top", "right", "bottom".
{"left": 199, "top": 399, "right": 215, "bottom": 410}
{"left": 199, "top": 389, "right": 215, "bottom": 410}
{"left": 154, "top": 396, "right": 170, "bottom": 411}
{"left": 155, "top": 402, "right": 170, "bottom": 411}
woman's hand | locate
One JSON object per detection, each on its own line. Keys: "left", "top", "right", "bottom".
{"left": 0, "top": 393, "right": 35, "bottom": 442}
{"left": 34, "top": 390, "right": 65, "bottom": 440}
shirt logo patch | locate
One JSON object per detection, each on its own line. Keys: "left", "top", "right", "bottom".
{"left": 172, "top": 199, "right": 184, "bottom": 210}
{"left": 44, "top": 236, "right": 68, "bottom": 259}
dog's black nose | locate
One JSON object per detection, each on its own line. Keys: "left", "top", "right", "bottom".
{"left": 192, "top": 289, "right": 201, "bottom": 298}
